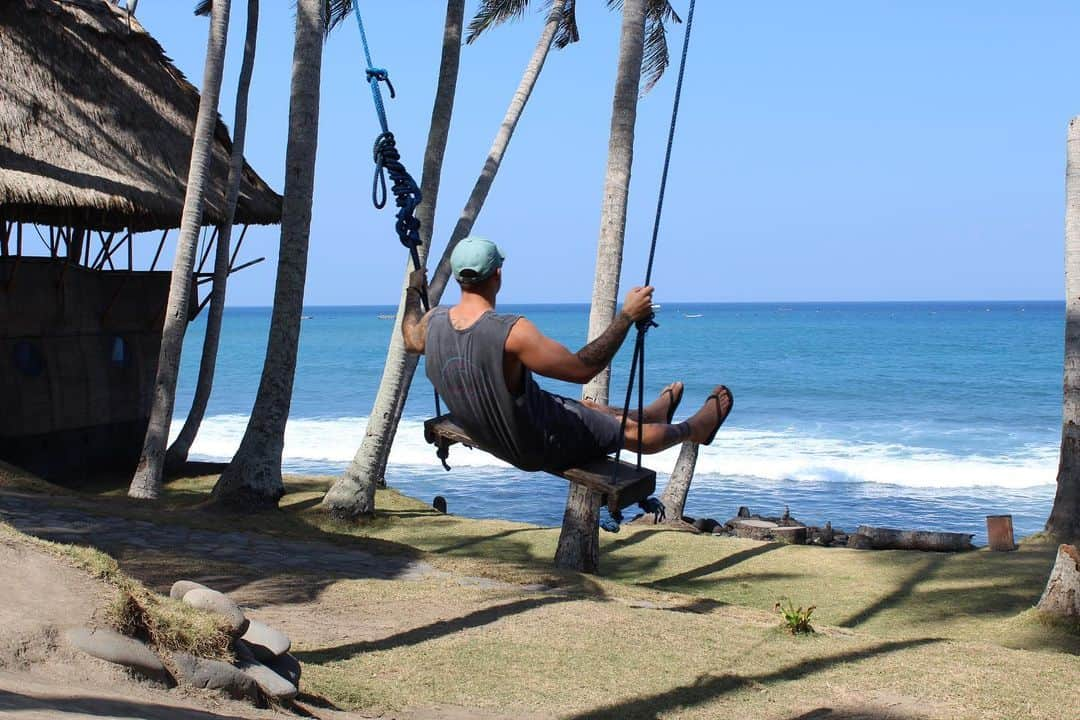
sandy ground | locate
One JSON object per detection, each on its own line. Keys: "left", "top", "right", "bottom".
{"left": 0, "top": 532, "right": 530, "bottom": 720}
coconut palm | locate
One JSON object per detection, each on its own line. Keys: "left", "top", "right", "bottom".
{"left": 167, "top": 0, "right": 260, "bottom": 472}
{"left": 128, "top": 0, "right": 232, "bottom": 500}
{"left": 323, "top": 0, "right": 680, "bottom": 521}
{"left": 1048, "top": 116, "right": 1080, "bottom": 542}
{"left": 322, "top": 0, "right": 467, "bottom": 519}
{"left": 556, "top": 0, "right": 648, "bottom": 571}
{"left": 210, "top": 0, "right": 325, "bottom": 509}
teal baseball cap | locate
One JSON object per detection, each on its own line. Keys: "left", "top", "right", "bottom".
{"left": 451, "top": 236, "right": 505, "bottom": 284}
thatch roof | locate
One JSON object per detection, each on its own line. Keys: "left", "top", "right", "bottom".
{"left": 0, "top": 0, "right": 282, "bottom": 232}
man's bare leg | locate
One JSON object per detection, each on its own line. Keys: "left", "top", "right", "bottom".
{"left": 622, "top": 385, "right": 733, "bottom": 454}
{"left": 583, "top": 381, "right": 684, "bottom": 424}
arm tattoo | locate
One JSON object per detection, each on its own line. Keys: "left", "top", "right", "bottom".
{"left": 401, "top": 288, "right": 426, "bottom": 352}
{"left": 576, "top": 311, "right": 633, "bottom": 370}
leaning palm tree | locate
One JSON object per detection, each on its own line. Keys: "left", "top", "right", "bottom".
{"left": 1047, "top": 116, "right": 1080, "bottom": 542}
{"left": 167, "top": 0, "right": 260, "bottom": 471}
{"left": 210, "top": 0, "right": 325, "bottom": 509}
{"left": 556, "top": 0, "right": 649, "bottom": 571}
{"left": 323, "top": 0, "right": 680, "bottom": 520}
{"left": 322, "top": 0, "right": 467, "bottom": 519}
{"left": 128, "top": 0, "right": 232, "bottom": 500}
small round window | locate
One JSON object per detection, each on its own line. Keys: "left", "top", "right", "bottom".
{"left": 110, "top": 336, "right": 133, "bottom": 369}
{"left": 13, "top": 341, "right": 45, "bottom": 377}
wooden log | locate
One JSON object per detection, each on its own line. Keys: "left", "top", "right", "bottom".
{"left": 855, "top": 526, "right": 974, "bottom": 552}
{"left": 1037, "top": 544, "right": 1080, "bottom": 618}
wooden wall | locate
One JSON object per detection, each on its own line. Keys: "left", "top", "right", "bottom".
{"left": 0, "top": 257, "right": 173, "bottom": 478}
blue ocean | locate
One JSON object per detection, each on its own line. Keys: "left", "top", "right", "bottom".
{"left": 173, "top": 302, "right": 1061, "bottom": 544}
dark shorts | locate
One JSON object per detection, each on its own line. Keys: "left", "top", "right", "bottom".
{"left": 538, "top": 394, "right": 623, "bottom": 472}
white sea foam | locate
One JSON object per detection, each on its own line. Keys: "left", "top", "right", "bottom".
{"left": 178, "top": 415, "right": 1058, "bottom": 490}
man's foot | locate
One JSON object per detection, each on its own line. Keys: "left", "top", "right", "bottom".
{"left": 637, "top": 382, "right": 684, "bottom": 424}
{"left": 686, "top": 385, "right": 733, "bottom": 445}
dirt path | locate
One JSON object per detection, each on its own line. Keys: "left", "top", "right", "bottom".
{"left": 0, "top": 490, "right": 540, "bottom": 720}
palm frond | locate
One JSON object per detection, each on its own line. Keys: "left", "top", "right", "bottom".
{"left": 552, "top": 0, "right": 580, "bottom": 48}
{"left": 193, "top": 0, "right": 211, "bottom": 16}
{"left": 466, "top": 0, "right": 533, "bottom": 44}
{"left": 641, "top": 1, "right": 681, "bottom": 93}
{"left": 606, "top": 0, "right": 682, "bottom": 93}
{"left": 324, "top": 0, "right": 353, "bottom": 35}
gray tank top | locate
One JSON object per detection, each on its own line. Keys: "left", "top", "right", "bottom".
{"left": 424, "top": 307, "right": 547, "bottom": 471}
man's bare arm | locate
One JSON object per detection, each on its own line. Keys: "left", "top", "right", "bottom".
{"left": 507, "top": 286, "right": 654, "bottom": 384}
{"left": 576, "top": 311, "right": 633, "bottom": 370}
{"left": 402, "top": 270, "right": 431, "bottom": 354}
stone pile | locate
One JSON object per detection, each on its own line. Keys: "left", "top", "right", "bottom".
{"left": 64, "top": 579, "right": 300, "bottom": 706}
{"left": 663, "top": 506, "right": 850, "bottom": 547}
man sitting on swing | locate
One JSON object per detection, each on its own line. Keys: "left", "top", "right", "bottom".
{"left": 402, "top": 236, "right": 733, "bottom": 473}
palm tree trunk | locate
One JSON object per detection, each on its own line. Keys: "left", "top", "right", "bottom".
{"left": 580, "top": 0, "right": 648, "bottom": 408}
{"left": 167, "top": 0, "right": 260, "bottom": 472}
{"left": 322, "top": 0, "right": 567, "bottom": 520}
{"left": 660, "top": 440, "right": 698, "bottom": 522}
{"left": 556, "top": 0, "right": 647, "bottom": 572}
{"left": 1048, "top": 116, "right": 1080, "bottom": 543}
{"left": 128, "top": 0, "right": 231, "bottom": 500}
{"left": 210, "top": 0, "right": 325, "bottom": 510}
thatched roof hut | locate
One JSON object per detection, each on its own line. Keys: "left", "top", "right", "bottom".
{"left": 0, "top": 0, "right": 282, "bottom": 232}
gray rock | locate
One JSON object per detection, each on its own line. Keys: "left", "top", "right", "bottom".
{"left": 692, "top": 518, "right": 719, "bottom": 534}
{"left": 171, "top": 652, "right": 260, "bottom": 702}
{"left": 238, "top": 658, "right": 298, "bottom": 700}
{"left": 265, "top": 652, "right": 301, "bottom": 687}
{"left": 240, "top": 619, "right": 291, "bottom": 659}
{"left": 182, "top": 588, "right": 248, "bottom": 636}
{"left": 234, "top": 638, "right": 257, "bottom": 664}
{"left": 847, "top": 533, "right": 872, "bottom": 550}
{"left": 169, "top": 580, "right": 210, "bottom": 601}
{"left": 64, "top": 627, "right": 172, "bottom": 686}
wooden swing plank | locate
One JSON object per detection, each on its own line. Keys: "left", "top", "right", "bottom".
{"left": 423, "top": 414, "right": 656, "bottom": 513}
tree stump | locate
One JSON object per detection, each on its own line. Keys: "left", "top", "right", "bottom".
{"left": 772, "top": 526, "right": 807, "bottom": 545}
{"left": 554, "top": 484, "right": 602, "bottom": 574}
{"left": 730, "top": 519, "right": 779, "bottom": 541}
{"left": 1037, "top": 544, "right": 1080, "bottom": 618}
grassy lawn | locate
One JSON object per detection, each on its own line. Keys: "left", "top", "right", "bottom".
{"left": 3, "top": 468, "right": 1077, "bottom": 719}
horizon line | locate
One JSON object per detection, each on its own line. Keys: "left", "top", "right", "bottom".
{"left": 218, "top": 298, "right": 1065, "bottom": 309}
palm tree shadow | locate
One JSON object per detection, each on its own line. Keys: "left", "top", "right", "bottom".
{"left": 293, "top": 595, "right": 571, "bottom": 664}
{"left": 645, "top": 542, "right": 783, "bottom": 588}
{"left": 838, "top": 554, "right": 948, "bottom": 629}
{"left": 566, "top": 637, "right": 942, "bottom": 720}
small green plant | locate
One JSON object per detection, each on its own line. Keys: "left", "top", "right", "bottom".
{"left": 775, "top": 598, "right": 816, "bottom": 635}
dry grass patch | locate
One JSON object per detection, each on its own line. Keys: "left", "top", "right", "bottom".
{"left": 0, "top": 522, "right": 233, "bottom": 661}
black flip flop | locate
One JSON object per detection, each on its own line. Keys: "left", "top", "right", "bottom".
{"left": 664, "top": 383, "right": 685, "bottom": 424}
{"left": 702, "top": 385, "right": 733, "bottom": 445}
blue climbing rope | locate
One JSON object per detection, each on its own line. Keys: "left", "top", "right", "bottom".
{"left": 352, "top": 3, "right": 442, "bottom": 423}
{"left": 351, "top": 2, "right": 425, "bottom": 285}
{"left": 606, "top": 0, "right": 697, "bottom": 531}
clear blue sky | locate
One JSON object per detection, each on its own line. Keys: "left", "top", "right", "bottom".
{"left": 134, "top": 1, "right": 1077, "bottom": 305}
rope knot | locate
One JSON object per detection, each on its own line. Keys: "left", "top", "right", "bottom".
{"left": 365, "top": 67, "right": 396, "bottom": 98}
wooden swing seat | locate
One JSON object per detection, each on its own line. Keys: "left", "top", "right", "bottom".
{"left": 423, "top": 414, "right": 656, "bottom": 515}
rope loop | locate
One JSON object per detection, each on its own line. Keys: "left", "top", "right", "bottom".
{"left": 365, "top": 68, "right": 396, "bottom": 99}
{"left": 371, "top": 132, "right": 423, "bottom": 255}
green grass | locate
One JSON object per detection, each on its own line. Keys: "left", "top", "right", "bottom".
{"left": 4, "top": 468, "right": 1078, "bottom": 719}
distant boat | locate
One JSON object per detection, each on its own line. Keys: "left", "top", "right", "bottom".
{"left": 301, "top": 315, "right": 313, "bottom": 320}
{"left": 377, "top": 314, "right": 395, "bottom": 320}
{"left": 683, "top": 313, "right": 703, "bottom": 318}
